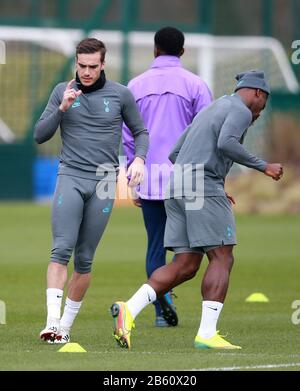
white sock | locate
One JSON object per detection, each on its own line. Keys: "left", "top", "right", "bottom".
{"left": 126, "top": 284, "right": 157, "bottom": 319}
{"left": 197, "top": 300, "right": 223, "bottom": 339}
{"left": 60, "top": 297, "right": 82, "bottom": 331}
{"left": 46, "top": 288, "right": 63, "bottom": 328}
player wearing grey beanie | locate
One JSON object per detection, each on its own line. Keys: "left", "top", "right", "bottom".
{"left": 235, "top": 70, "right": 270, "bottom": 95}
{"left": 110, "top": 69, "right": 283, "bottom": 351}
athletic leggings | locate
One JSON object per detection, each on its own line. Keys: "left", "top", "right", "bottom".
{"left": 50, "top": 174, "right": 115, "bottom": 273}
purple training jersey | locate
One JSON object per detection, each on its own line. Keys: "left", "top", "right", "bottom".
{"left": 122, "top": 55, "right": 213, "bottom": 200}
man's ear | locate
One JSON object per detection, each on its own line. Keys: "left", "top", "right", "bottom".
{"left": 256, "top": 89, "right": 262, "bottom": 97}
{"left": 155, "top": 46, "right": 163, "bottom": 57}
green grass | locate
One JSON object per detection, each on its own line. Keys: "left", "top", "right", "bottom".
{"left": 0, "top": 203, "right": 300, "bottom": 371}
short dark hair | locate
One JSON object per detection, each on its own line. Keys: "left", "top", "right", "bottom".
{"left": 76, "top": 38, "right": 106, "bottom": 62}
{"left": 154, "top": 26, "right": 185, "bottom": 56}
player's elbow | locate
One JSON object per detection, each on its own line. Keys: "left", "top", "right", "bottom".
{"left": 182, "top": 263, "right": 200, "bottom": 281}
{"left": 168, "top": 152, "right": 177, "bottom": 164}
{"left": 34, "top": 133, "right": 43, "bottom": 144}
{"left": 217, "top": 138, "right": 231, "bottom": 154}
{"left": 33, "top": 127, "right": 45, "bottom": 144}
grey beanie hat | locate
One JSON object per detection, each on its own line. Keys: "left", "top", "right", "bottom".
{"left": 234, "top": 70, "right": 270, "bottom": 95}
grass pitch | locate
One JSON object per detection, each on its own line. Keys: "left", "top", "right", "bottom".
{"left": 0, "top": 203, "right": 299, "bottom": 371}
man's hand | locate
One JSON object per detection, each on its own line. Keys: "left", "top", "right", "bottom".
{"left": 130, "top": 188, "right": 142, "bottom": 207}
{"left": 264, "top": 163, "right": 283, "bottom": 181}
{"left": 132, "top": 198, "right": 142, "bottom": 207}
{"left": 126, "top": 157, "right": 145, "bottom": 187}
{"left": 225, "top": 192, "right": 236, "bottom": 205}
{"left": 59, "top": 79, "right": 82, "bottom": 112}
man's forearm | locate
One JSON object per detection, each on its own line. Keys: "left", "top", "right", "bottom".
{"left": 218, "top": 135, "right": 267, "bottom": 172}
{"left": 133, "top": 129, "right": 149, "bottom": 160}
{"left": 34, "top": 108, "right": 63, "bottom": 144}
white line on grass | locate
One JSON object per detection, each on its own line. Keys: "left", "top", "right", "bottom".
{"left": 192, "top": 362, "right": 300, "bottom": 371}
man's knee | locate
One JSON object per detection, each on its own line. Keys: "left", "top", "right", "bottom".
{"left": 175, "top": 253, "right": 201, "bottom": 280}
{"left": 183, "top": 263, "right": 200, "bottom": 280}
{"left": 227, "top": 252, "right": 234, "bottom": 270}
{"left": 207, "top": 246, "right": 235, "bottom": 271}
{"left": 50, "top": 258, "right": 69, "bottom": 267}
{"left": 74, "top": 258, "right": 93, "bottom": 274}
{"left": 50, "top": 244, "right": 73, "bottom": 265}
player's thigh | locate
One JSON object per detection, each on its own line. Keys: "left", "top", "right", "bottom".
{"left": 75, "top": 187, "right": 115, "bottom": 254}
{"left": 206, "top": 244, "right": 235, "bottom": 270}
{"left": 51, "top": 175, "right": 84, "bottom": 244}
{"left": 164, "top": 198, "right": 190, "bottom": 249}
{"left": 186, "top": 197, "right": 237, "bottom": 248}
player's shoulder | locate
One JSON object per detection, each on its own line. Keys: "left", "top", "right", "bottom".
{"left": 53, "top": 82, "right": 68, "bottom": 92}
{"left": 230, "top": 94, "right": 252, "bottom": 116}
{"left": 127, "top": 69, "right": 153, "bottom": 88}
{"left": 105, "top": 80, "right": 128, "bottom": 93}
{"left": 178, "top": 67, "right": 203, "bottom": 81}
{"left": 215, "top": 95, "right": 233, "bottom": 110}
{"left": 105, "top": 80, "right": 134, "bottom": 101}
{"left": 222, "top": 94, "right": 252, "bottom": 122}
{"left": 219, "top": 94, "right": 245, "bottom": 109}
{"left": 178, "top": 68, "right": 212, "bottom": 98}
{"left": 175, "top": 67, "right": 208, "bottom": 89}
{"left": 104, "top": 79, "right": 122, "bottom": 89}
{"left": 50, "top": 82, "right": 67, "bottom": 98}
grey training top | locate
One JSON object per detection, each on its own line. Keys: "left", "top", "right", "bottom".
{"left": 168, "top": 93, "right": 267, "bottom": 197}
{"left": 34, "top": 80, "right": 149, "bottom": 180}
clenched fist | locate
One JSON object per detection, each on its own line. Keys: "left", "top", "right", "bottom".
{"left": 264, "top": 163, "right": 283, "bottom": 181}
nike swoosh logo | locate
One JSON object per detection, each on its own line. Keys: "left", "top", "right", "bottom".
{"left": 207, "top": 307, "right": 218, "bottom": 311}
{"left": 147, "top": 293, "right": 151, "bottom": 302}
{"left": 57, "top": 295, "right": 63, "bottom": 298}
